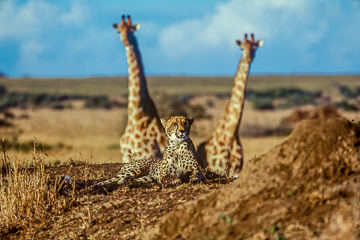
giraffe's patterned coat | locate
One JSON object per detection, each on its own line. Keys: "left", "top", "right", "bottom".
{"left": 114, "top": 15, "right": 166, "bottom": 163}
{"left": 196, "top": 33, "right": 263, "bottom": 177}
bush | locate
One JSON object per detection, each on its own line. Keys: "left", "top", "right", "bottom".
{"left": 84, "top": 95, "right": 112, "bottom": 109}
{"left": 247, "top": 88, "right": 320, "bottom": 109}
{"left": 153, "top": 92, "right": 210, "bottom": 119}
{"left": 0, "top": 91, "right": 116, "bottom": 110}
{"left": 338, "top": 85, "right": 360, "bottom": 99}
{"left": 247, "top": 88, "right": 320, "bottom": 100}
{"left": 0, "top": 84, "right": 6, "bottom": 96}
{"left": 335, "top": 100, "right": 358, "bottom": 111}
{"left": 252, "top": 98, "right": 273, "bottom": 110}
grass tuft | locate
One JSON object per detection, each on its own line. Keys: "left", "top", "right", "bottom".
{"left": 0, "top": 141, "right": 75, "bottom": 236}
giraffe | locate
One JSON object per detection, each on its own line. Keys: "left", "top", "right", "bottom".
{"left": 114, "top": 15, "right": 166, "bottom": 163}
{"left": 196, "top": 33, "right": 263, "bottom": 177}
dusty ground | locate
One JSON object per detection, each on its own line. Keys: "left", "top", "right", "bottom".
{"left": 5, "top": 163, "right": 234, "bottom": 240}
{"left": 2, "top": 116, "right": 359, "bottom": 240}
{"left": 1, "top": 89, "right": 359, "bottom": 240}
{"left": 145, "top": 118, "right": 360, "bottom": 240}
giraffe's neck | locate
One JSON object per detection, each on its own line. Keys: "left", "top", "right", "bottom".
{"left": 212, "top": 56, "right": 251, "bottom": 139}
{"left": 125, "top": 39, "right": 151, "bottom": 118}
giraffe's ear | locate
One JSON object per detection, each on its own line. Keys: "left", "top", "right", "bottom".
{"left": 188, "top": 118, "right": 194, "bottom": 126}
{"left": 130, "top": 23, "right": 140, "bottom": 32}
{"left": 113, "top": 23, "right": 121, "bottom": 32}
{"left": 160, "top": 118, "right": 167, "bottom": 128}
{"left": 236, "top": 40, "right": 242, "bottom": 46}
{"left": 257, "top": 40, "right": 264, "bottom": 47}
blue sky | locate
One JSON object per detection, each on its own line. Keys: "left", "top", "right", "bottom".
{"left": 1, "top": 0, "right": 360, "bottom": 77}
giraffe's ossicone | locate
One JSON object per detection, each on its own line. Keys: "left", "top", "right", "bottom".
{"left": 114, "top": 15, "right": 167, "bottom": 163}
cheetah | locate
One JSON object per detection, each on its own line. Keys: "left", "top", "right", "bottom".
{"left": 93, "top": 116, "right": 203, "bottom": 189}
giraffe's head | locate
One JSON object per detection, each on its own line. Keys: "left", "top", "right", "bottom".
{"left": 113, "top": 15, "right": 140, "bottom": 46}
{"left": 236, "top": 33, "right": 263, "bottom": 63}
{"left": 161, "top": 116, "right": 194, "bottom": 143}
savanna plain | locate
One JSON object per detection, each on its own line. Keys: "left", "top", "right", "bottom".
{"left": 0, "top": 75, "right": 359, "bottom": 239}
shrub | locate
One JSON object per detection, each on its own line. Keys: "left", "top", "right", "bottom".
{"left": 153, "top": 92, "right": 210, "bottom": 119}
{"left": 338, "top": 85, "right": 360, "bottom": 98}
{"left": 84, "top": 95, "right": 112, "bottom": 109}
{"left": 0, "top": 91, "right": 115, "bottom": 110}
{"left": 335, "top": 100, "right": 358, "bottom": 111}
{"left": 252, "top": 98, "right": 273, "bottom": 110}
{"left": 0, "top": 84, "right": 6, "bottom": 96}
{"left": 2, "top": 139, "right": 71, "bottom": 152}
{"left": 247, "top": 88, "right": 320, "bottom": 109}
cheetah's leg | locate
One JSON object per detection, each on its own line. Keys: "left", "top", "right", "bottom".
{"left": 180, "top": 155, "right": 202, "bottom": 184}
{"left": 93, "top": 165, "right": 143, "bottom": 188}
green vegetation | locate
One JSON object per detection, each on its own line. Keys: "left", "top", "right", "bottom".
{"left": 218, "top": 213, "right": 234, "bottom": 225}
{"left": 84, "top": 95, "right": 112, "bottom": 109}
{"left": 270, "top": 223, "right": 286, "bottom": 240}
{"left": 154, "top": 92, "right": 211, "bottom": 119}
{"left": 0, "top": 84, "right": 6, "bottom": 96}
{"left": 287, "top": 189, "right": 297, "bottom": 196}
{"left": 1, "top": 75, "right": 359, "bottom": 97}
{"left": 252, "top": 97, "right": 273, "bottom": 110}
{"left": 0, "top": 84, "right": 12, "bottom": 127}
{"left": 248, "top": 88, "right": 320, "bottom": 110}
{"left": 335, "top": 100, "right": 359, "bottom": 111}
{"left": 352, "top": 119, "right": 360, "bottom": 131}
{"left": 0, "top": 91, "right": 115, "bottom": 110}
{"left": 2, "top": 138, "right": 71, "bottom": 152}
{"left": 0, "top": 76, "right": 359, "bottom": 111}
{"left": 338, "top": 85, "right": 360, "bottom": 98}
{"left": 247, "top": 88, "right": 321, "bottom": 99}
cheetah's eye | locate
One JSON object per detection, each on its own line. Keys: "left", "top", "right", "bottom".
{"left": 170, "top": 123, "right": 177, "bottom": 130}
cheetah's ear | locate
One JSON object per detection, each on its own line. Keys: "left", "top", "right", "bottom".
{"left": 160, "top": 118, "right": 167, "bottom": 128}
{"left": 188, "top": 118, "right": 194, "bottom": 126}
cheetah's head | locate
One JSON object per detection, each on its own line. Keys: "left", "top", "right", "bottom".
{"left": 161, "top": 116, "right": 194, "bottom": 143}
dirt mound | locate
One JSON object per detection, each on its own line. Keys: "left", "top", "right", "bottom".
{"left": 282, "top": 105, "right": 341, "bottom": 128}
{"left": 145, "top": 117, "right": 360, "bottom": 240}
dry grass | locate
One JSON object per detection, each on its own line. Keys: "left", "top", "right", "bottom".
{"left": 5, "top": 101, "right": 358, "bottom": 166}
{"left": 0, "top": 147, "right": 74, "bottom": 235}
{"left": 7, "top": 108, "right": 128, "bottom": 164}
{"left": 0, "top": 75, "right": 359, "bottom": 239}
{"left": 1, "top": 75, "right": 359, "bottom": 97}
{"left": 6, "top": 104, "right": 288, "bottom": 165}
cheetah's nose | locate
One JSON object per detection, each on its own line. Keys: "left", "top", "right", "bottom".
{"left": 179, "top": 129, "right": 185, "bottom": 134}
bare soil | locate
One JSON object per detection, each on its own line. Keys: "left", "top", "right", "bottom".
{"left": 4, "top": 163, "right": 233, "bottom": 240}
{"left": 145, "top": 118, "right": 360, "bottom": 240}
{"left": 2, "top": 117, "right": 360, "bottom": 240}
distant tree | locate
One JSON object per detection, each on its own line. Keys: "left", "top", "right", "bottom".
{"left": 0, "top": 84, "right": 13, "bottom": 127}
{"left": 0, "top": 84, "right": 6, "bottom": 96}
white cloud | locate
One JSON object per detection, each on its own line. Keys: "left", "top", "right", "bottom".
{"left": 1, "top": 0, "right": 359, "bottom": 76}
{"left": 0, "top": 0, "right": 99, "bottom": 76}
{"left": 60, "top": 1, "right": 90, "bottom": 26}
{"left": 0, "top": 0, "right": 90, "bottom": 40}
{"left": 158, "top": 0, "right": 329, "bottom": 59}
{"left": 0, "top": 0, "right": 58, "bottom": 39}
